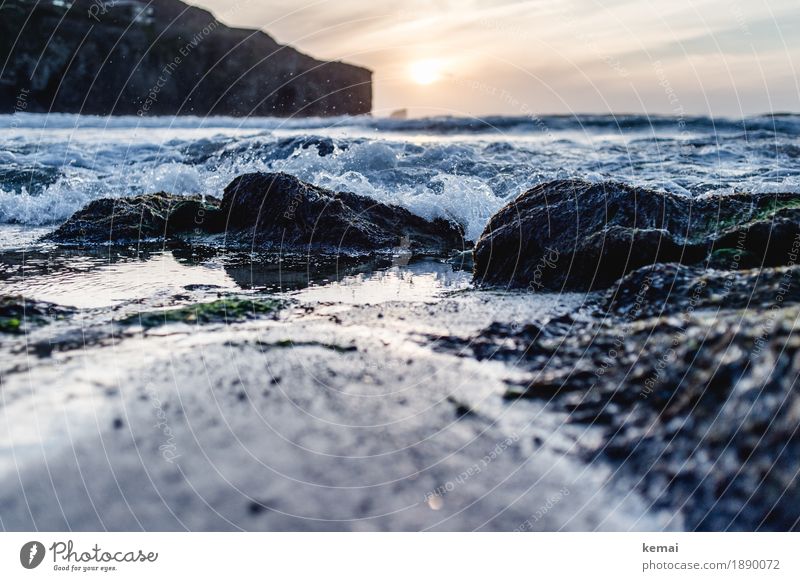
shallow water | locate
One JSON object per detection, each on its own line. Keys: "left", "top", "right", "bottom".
{"left": 290, "top": 262, "right": 471, "bottom": 305}
{"left": 1, "top": 113, "right": 798, "bottom": 241}
{"left": 1, "top": 245, "right": 471, "bottom": 309}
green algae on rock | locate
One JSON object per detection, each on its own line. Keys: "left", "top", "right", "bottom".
{"left": 0, "top": 295, "right": 74, "bottom": 333}
{"left": 119, "top": 297, "right": 286, "bottom": 329}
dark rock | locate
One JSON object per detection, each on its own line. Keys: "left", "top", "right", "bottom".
{"left": 30, "top": 327, "right": 111, "bottom": 357}
{"left": 45, "top": 173, "right": 466, "bottom": 253}
{"left": 473, "top": 179, "right": 800, "bottom": 291}
{"left": 45, "top": 193, "right": 223, "bottom": 244}
{"left": 430, "top": 259, "right": 800, "bottom": 530}
{"left": 447, "top": 396, "right": 476, "bottom": 419}
{"left": 586, "top": 308, "right": 800, "bottom": 531}
{"left": 603, "top": 262, "right": 800, "bottom": 319}
{"left": 248, "top": 501, "right": 270, "bottom": 515}
{"left": 0, "top": 0, "right": 370, "bottom": 117}
{"left": 273, "top": 136, "right": 343, "bottom": 158}
{"left": 222, "top": 252, "right": 390, "bottom": 292}
{"left": 0, "top": 295, "right": 73, "bottom": 334}
{"left": 430, "top": 317, "right": 577, "bottom": 363}
{"left": 446, "top": 283, "right": 800, "bottom": 530}
{"left": 221, "top": 172, "right": 466, "bottom": 254}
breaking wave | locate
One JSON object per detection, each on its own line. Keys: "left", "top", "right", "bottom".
{"left": 1, "top": 113, "right": 799, "bottom": 240}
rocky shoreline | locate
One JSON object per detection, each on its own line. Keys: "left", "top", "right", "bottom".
{"left": 44, "top": 172, "right": 467, "bottom": 256}
{"left": 1, "top": 174, "right": 799, "bottom": 530}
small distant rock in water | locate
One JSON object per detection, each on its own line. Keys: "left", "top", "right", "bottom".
{"left": 473, "top": 179, "right": 800, "bottom": 291}
{"left": 274, "top": 136, "right": 340, "bottom": 158}
{"left": 389, "top": 109, "right": 408, "bottom": 119}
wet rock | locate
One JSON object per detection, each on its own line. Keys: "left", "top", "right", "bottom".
{"left": 30, "top": 328, "right": 111, "bottom": 358}
{"left": 248, "top": 501, "right": 271, "bottom": 516}
{"left": 221, "top": 172, "right": 466, "bottom": 254}
{"left": 603, "top": 262, "right": 800, "bottom": 319}
{"left": 223, "top": 252, "right": 389, "bottom": 291}
{"left": 0, "top": 296, "right": 73, "bottom": 334}
{"left": 590, "top": 308, "right": 800, "bottom": 531}
{"left": 118, "top": 297, "right": 285, "bottom": 329}
{"left": 44, "top": 173, "right": 466, "bottom": 253}
{"left": 430, "top": 315, "right": 582, "bottom": 364}
{"left": 273, "top": 136, "right": 342, "bottom": 158}
{"left": 427, "top": 265, "right": 800, "bottom": 530}
{"left": 45, "top": 193, "right": 223, "bottom": 244}
{"left": 473, "top": 179, "right": 800, "bottom": 291}
{"left": 466, "top": 294, "right": 800, "bottom": 530}
{"left": 447, "top": 396, "right": 477, "bottom": 419}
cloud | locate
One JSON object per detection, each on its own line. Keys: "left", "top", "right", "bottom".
{"left": 188, "top": 0, "right": 800, "bottom": 115}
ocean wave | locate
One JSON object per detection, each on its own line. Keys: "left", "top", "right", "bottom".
{"left": 1, "top": 113, "right": 799, "bottom": 238}
{"left": 3, "top": 112, "right": 799, "bottom": 134}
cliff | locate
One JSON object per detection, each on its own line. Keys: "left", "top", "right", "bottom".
{"left": 0, "top": 0, "right": 372, "bottom": 116}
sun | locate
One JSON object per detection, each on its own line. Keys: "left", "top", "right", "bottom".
{"left": 409, "top": 60, "right": 443, "bottom": 85}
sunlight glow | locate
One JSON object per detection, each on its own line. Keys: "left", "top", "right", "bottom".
{"left": 409, "top": 60, "right": 442, "bottom": 85}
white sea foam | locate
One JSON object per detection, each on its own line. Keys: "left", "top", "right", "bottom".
{"left": 1, "top": 113, "right": 799, "bottom": 239}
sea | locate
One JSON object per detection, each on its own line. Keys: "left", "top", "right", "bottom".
{"left": 1, "top": 113, "right": 799, "bottom": 248}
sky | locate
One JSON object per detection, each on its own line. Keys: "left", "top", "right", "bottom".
{"left": 189, "top": 0, "right": 799, "bottom": 117}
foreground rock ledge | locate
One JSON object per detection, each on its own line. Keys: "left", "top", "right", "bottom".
{"left": 44, "top": 172, "right": 466, "bottom": 255}
{"left": 473, "top": 179, "right": 800, "bottom": 291}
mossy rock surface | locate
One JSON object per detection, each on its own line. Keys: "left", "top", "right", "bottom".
{"left": 708, "top": 247, "right": 760, "bottom": 269}
{"left": 0, "top": 296, "right": 74, "bottom": 334}
{"left": 752, "top": 198, "right": 800, "bottom": 223}
{"left": 120, "top": 297, "right": 285, "bottom": 329}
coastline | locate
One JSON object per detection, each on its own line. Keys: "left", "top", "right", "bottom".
{"left": 2, "top": 166, "right": 800, "bottom": 530}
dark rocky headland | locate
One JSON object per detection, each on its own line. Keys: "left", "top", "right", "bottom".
{"left": 0, "top": 0, "right": 371, "bottom": 116}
